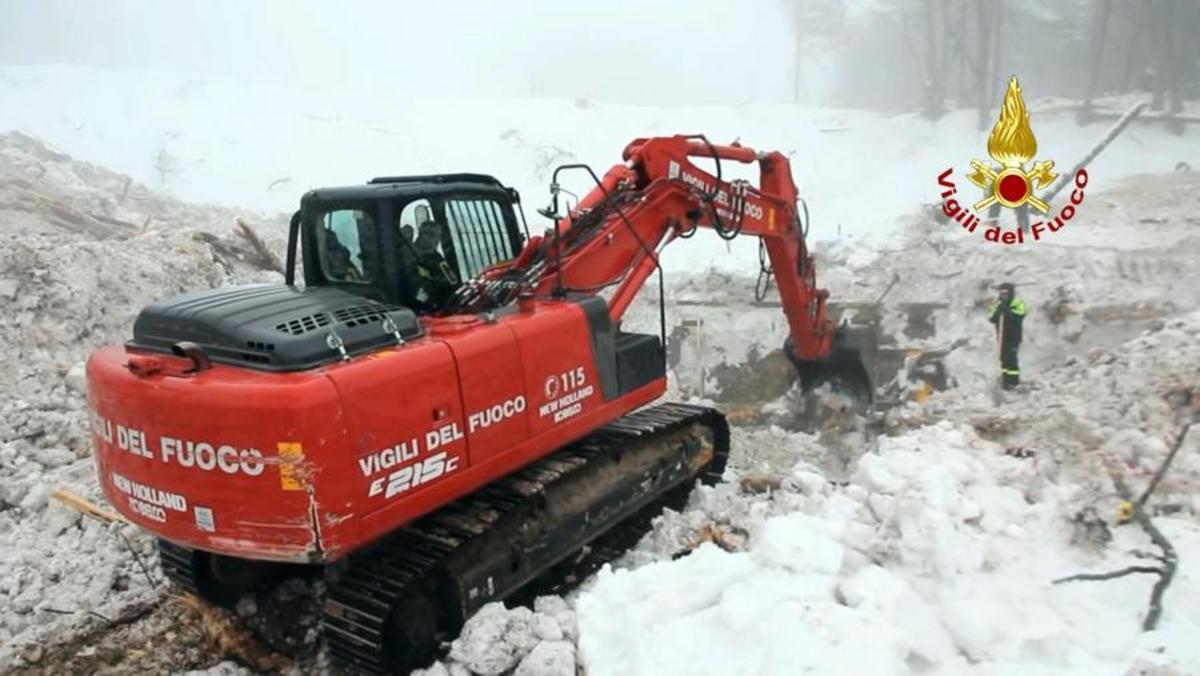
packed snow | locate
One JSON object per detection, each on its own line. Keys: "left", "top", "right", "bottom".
{"left": 577, "top": 413, "right": 1200, "bottom": 675}
{"left": 439, "top": 308, "right": 1200, "bottom": 675}
{"left": 1, "top": 63, "right": 1199, "bottom": 675}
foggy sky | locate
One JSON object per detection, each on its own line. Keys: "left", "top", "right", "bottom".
{"left": 0, "top": 0, "right": 797, "bottom": 105}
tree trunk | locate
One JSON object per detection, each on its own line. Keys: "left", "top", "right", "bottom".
{"left": 957, "top": 1, "right": 969, "bottom": 105}
{"left": 1120, "top": 3, "right": 1138, "bottom": 93}
{"left": 921, "top": 0, "right": 945, "bottom": 119}
{"left": 988, "top": 0, "right": 1004, "bottom": 112}
{"left": 1150, "top": 0, "right": 1167, "bottom": 110}
{"left": 1081, "top": 0, "right": 1113, "bottom": 125}
{"left": 1155, "top": 0, "right": 1184, "bottom": 133}
{"left": 973, "top": 0, "right": 1005, "bottom": 130}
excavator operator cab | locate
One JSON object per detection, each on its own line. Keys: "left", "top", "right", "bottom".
{"left": 290, "top": 173, "right": 525, "bottom": 314}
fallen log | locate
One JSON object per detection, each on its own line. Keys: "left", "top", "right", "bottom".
{"left": 235, "top": 217, "right": 285, "bottom": 276}
{"left": 1045, "top": 100, "right": 1148, "bottom": 204}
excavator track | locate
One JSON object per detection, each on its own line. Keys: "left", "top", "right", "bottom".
{"left": 154, "top": 404, "right": 728, "bottom": 674}
{"left": 158, "top": 539, "right": 201, "bottom": 594}
{"left": 322, "top": 402, "right": 729, "bottom": 674}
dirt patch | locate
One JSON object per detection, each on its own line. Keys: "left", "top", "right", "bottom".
{"left": 7, "top": 598, "right": 214, "bottom": 675}
{"left": 708, "top": 348, "right": 797, "bottom": 404}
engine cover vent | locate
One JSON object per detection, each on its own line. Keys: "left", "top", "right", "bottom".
{"left": 334, "top": 304, "right": 401, "bottom": 328}
{"left": 276, "top": 312, "right": 332, "bottom": 335}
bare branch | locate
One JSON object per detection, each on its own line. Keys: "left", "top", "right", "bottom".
{"left": 1055, "top": 416, "right": 1187, "bottom": 631}
{"left": 1111, "top": 471, "right": 1178, "bottom": 631}
{"left": 39, "top": 608, "right": 115, "bottom": 625}
{"left": 1053, "top": 565, "right": 1162, "bottom": 584}
{"left": 1138, "top": 422, "right": 1192, "bottom": 507}
{"left": 1128, "top": 548, "right": 1168, "bottom": 563}
{"left": 117, "top": 529, "right": 158, "bottom": 589}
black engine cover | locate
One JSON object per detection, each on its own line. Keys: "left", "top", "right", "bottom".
{"left": 129, "top": 284, "right": 422, "bottom": 371}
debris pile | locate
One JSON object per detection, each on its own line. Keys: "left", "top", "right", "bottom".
{"left": 638, "top": 170, "right": 1200, "bottom": 406}
{"left": 0, "top": 132, "right": 285, "bottom": 670}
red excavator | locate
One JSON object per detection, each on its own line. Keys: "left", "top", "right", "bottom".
{"left": 87, "top": 135, "right": 872, "bottom": 672}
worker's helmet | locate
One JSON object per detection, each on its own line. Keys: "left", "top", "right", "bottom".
{"left": 998, "top": 282, "right": 1015, "bottom": 294}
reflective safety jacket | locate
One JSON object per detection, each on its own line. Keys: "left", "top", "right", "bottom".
{"left": 408, "top": 251, "right": 461, "bottom": 310}
{"left": 988, "top": 297, "right": 1026, "bottom": 345}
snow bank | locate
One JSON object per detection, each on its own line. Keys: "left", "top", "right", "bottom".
{"left": 578, "top": 418, "right": 1200, "bottom": 675}
{"left": 415, "top": 597, "right": 577, "bottom": 676}
{"left": 570, "top": 310, "right": 1200, "bottom": 676}
{"left": 423, "top": 309, "right": 1197, "bottom": 676}
{"left": 892, "top": 311, "right": 1200, "bottom": 499}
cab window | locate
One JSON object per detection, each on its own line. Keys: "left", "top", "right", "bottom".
{"left": 443, "top": 197, "right": 515, "bottom": 280}
{"left": 317, "top": 208, "right": 376, "bottom": 283}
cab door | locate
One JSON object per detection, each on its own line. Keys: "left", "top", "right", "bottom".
{"left": 432, "top": 191, "right": 531, "bottom": 466}
{"left": 443, "top": 322, "right": 529, "bottom": 467}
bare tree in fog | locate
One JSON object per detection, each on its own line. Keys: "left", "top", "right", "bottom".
{"left": 825, "top": 0, "right": 1198, "bottom": 128}
{"left": 780, "top": 0, "right": 845, "bottom": 102}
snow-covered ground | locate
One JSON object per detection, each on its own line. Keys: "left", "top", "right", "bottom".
{"left": 426, "top": 307, "right": 1200, "bottom": 676}
{"left": 571, "top": 312, "right": 1200, "bottom": 676}
{"left": 1, "top": 65, "right": 1199, "bottom": 675}
{"left": 0, "top": 132, "right": 288, "bottom": 672}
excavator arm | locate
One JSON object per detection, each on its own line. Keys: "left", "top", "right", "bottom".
{"left": 474, "top": 134, "right": 837, "bottom": 365}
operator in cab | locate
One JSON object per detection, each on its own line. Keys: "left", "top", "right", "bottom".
{"left": 404, "top": 220, "right": 460, "bottom": 312}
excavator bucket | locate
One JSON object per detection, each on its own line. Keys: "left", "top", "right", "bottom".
{"left": 786, "top": 323, "right": 877, "bottom": 415}
{"left": 786, "top": 301, "right": 954, "bottom": 415}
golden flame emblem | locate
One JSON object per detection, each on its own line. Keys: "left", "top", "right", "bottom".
{"left": 987, "top": 78, "right": 1037, "bottom": 167}
{"left": 968, "top": 76, "right": 1057, "bottom": 213}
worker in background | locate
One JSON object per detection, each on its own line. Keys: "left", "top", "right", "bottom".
{"left": 988, "top": 282, "right": 1026, "bottom": 390}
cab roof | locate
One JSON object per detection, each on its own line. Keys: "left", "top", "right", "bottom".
{"left": 302, "top": 173, "right": 514, "bottom": 204}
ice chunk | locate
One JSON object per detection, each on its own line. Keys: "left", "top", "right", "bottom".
{"left": 515, "top": 641, "right": 575, "bottom": 676}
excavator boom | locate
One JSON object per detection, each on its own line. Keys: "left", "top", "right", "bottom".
{"left": 474, "top": 135, "right": 837, "bottom": 363}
